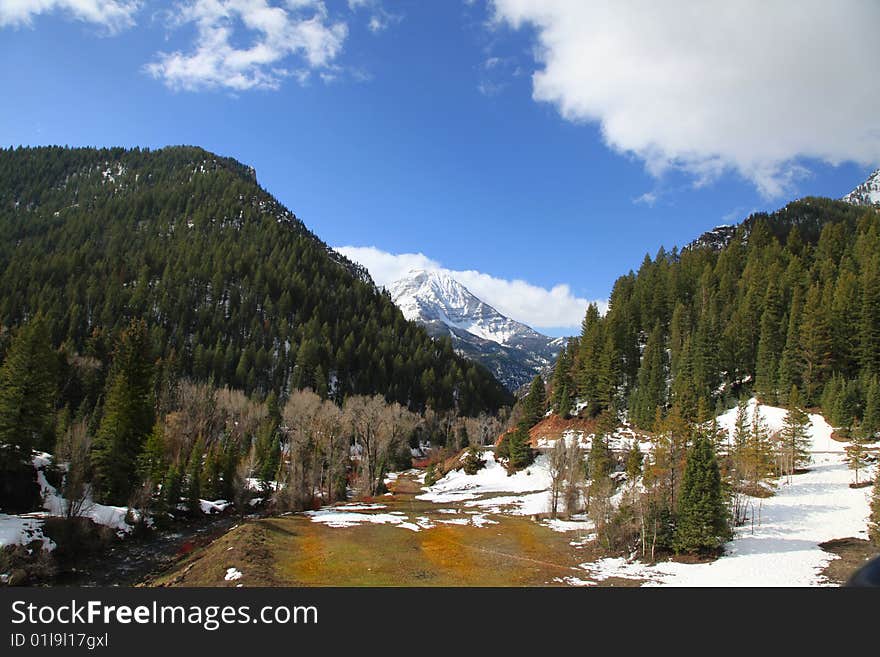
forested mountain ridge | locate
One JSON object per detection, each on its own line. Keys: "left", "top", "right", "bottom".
{"left": 685, "top": 195, "right": 871, "bottom": 252}
{"left": 549, "top": 196, "right": 880, "bottom": 437}
{"left": 0, "top": 146, "right": 511, "bottom": 416}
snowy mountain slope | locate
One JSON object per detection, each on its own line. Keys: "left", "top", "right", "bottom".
{"left": 842, "top": 168, "right": 880, "bottom": 206}
{"left": 387, "top": 270, "right": 565, "bottom": 391}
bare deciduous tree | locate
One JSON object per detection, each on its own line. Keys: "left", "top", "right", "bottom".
{"left": 549, "top": 438, "right": 567, "bottom": 518}
{"left": 344, "top": 395, "right": 419, "bottom": 497}
{"left": 563, "top": 439, "right": 585, "bottom": 518}
{"left": 56, "top": 419, "right": 92, "bottom": 520}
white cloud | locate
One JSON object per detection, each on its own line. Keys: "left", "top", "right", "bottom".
{"left": 633, "top": 191, "right": 657, "bottom": 207}
{"left": 335, "top": 245, "right": 601, "bottom": 331}
{"left": 0, "top": 0, "right": 139, "bottom": 32}
{"left": 347, "top": 0, "right": 399, "bottom": 34}
{"left": 146, "top": 0, "right": 348, "bottom": 91}
{"left": 490, "top": 0, "right": 880, "bottom": 198}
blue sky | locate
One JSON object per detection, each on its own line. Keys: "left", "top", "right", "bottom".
{"left": 1, "top": 1, "right": 878, "bottom": 336}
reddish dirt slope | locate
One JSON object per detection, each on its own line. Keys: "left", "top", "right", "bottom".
{"left": 495, "top": 413, "right": 600, "bottom": 448}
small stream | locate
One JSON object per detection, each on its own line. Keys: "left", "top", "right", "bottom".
{"left": 51, "top": 515, "right": 241, "bottom": 587}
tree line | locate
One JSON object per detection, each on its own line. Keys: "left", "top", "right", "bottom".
{"left": 0, "top": 316, "right": 502, "bottom": 517}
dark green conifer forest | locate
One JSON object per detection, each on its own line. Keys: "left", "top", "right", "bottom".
{"left": 0, "top": 145, "right": 511, "bottom": 509}
{"left": 0, "top": 146, "right": 511, "bottom": 417}
{"left": 550, "top": 198, "right": 880, "bottom": 437}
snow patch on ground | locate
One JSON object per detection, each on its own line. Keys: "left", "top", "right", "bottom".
{"left": 715, "top": 397, "right": 840, "bottom": 453}
{"left": 0, "top": 514, "right": 54, "bottom": 551}
{"left": 199, "top": 499, "right": 233, "bottom": 514}
{"left": 224, "top": 567, "right": 243, "bottom": 581}
{"left": 552, "top": 575, "right": 596, "bottom": 587}
{"left": 417, "top": 452, "right": 552, "bottom": 515}
{"left": 543, "top": 517, "right": 594, "bottom": 533}
{"left": 36, "top": 457, "right": 135, "bottom": 537}
{"left": 304, "top": 508, "right": 421, "bottom": 531}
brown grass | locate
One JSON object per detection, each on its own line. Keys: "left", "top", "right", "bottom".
{"left": 819, "top": 537, "right": 880, "bottom": 585}
{"left": 147, "top": 520, "right": 280, "bottom": 587}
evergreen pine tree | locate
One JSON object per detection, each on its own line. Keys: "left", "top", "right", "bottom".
{"left": 863, "top": 377, "right": 880, "bottom": 440}
{"left": 779, "top": 386, "right": 812, "bottom": 478}
{"left": 520, "top": 375, "right": 546, "bottom": 429}
{"left": 755, "top": 312, "right": 780, "bottom": 401}
{"left": 185, "top": 437, "right": 205, "bottom": 513}
{"left": 858, "top": 255, "right": 880, "bottom": 378}
{"left": 778, "top": 287, "right": 803, "bottom": 398}
{"left": 595, "top": 332, "right": 616, "bottom": 413}
{"left": 558, "top": 383, "right": 572, "bottom": 420}
{"left": 462, "top": 446, "right": 485, "bottom": 475}
{"left": 161, "top": 462, "right": 182, "bottom": 513}
{"left": 631, "top": 323, "right": 666, "bottom": 430}
{"left": 589, "top": 411, "right": 616, "bottom": 483}
{"left": 576, "top": 303, "right": 603, "bottom": 412}
{"left": 674, "top": 434, "right": 730, "bottom": 553}
{"left": 799, "top": 283, "right": 833, "bottom": 404}
{"left": 457, "top": 424, "right": 470, "bottom": 450}
{"left": 137, "top": 421, "right": 168, "bottom": 486}
{"left": 254, "top": 420, "right": 280, "bottom": 486}
{"left": 91, "top": 319, "right": 155, "bottom": 505}
{"left": 551, "top": 349, "right": 571, "bottom": 414}
{"left": 506, "top": 424, "right": 534, "bottom": 473}
{"left": 0, "top": 317, "right": 56, "bottom": 464}
{"left": 624, "top": 439, "right": 643, "bottom": 482}
{"left": 744, "top": 403, "right": 774, "bottom": 490}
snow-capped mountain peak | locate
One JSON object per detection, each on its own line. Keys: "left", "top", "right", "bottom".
{"left": 842, "top": 168, "right": 880, "bottom": 206}
{"left": 389, "top": 269, "right": 527, "bottom": 345}
{"left": 387, "top": 269, "right": 565, "bottom": 391}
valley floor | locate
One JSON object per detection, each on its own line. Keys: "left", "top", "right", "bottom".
{"left": 150, "top": 471, "right": 629, "bottom": 587}
{"left": 152, "top": 442, "right": 877, "bottom": 588}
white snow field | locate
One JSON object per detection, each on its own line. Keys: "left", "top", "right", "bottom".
{"left": 579, "top": 399, "right": 875, "bottom": 586}
{"left": 417, "top": 451, "right": 554, "bottom": 515}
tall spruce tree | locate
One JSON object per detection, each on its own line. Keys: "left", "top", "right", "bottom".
{"left": 520, "top": 375, "right": 546, "bottom": 429}
{"left": 557, "top": 384, "right": 572, "bottom": 420}
{"left": 755, "top": 283, "right": 783, "bottom": 401}
{"left": 631, "top": 322, "right": 667, "bottom": 430}
{"left": 799, "top": 283, "right": 833, "bottom": 404}
{"left": 576, "top": 303, "right": 603, "bottom": 413}
{"left": 551, "top": 349, "right": 571, "bottom": 414}
{"left": 185, "top": 437, "right": 205, "bottom": 514}
{"left": 858, "top": 255, "right": 880, "bottom": 378}
{"left": 0, "top": 316, "right": 56, "bottom": 463}
{"left": 91, "top": 320, "right": 155, "bottom": 505}
{"left": 506, "top": 424, "right": 534, "bottom": 473}
{"left": 674, "top": 433, "right": 730, "bottom": 553}
{"left": 777, "top": 287, "right": 803, "bottom": 401}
